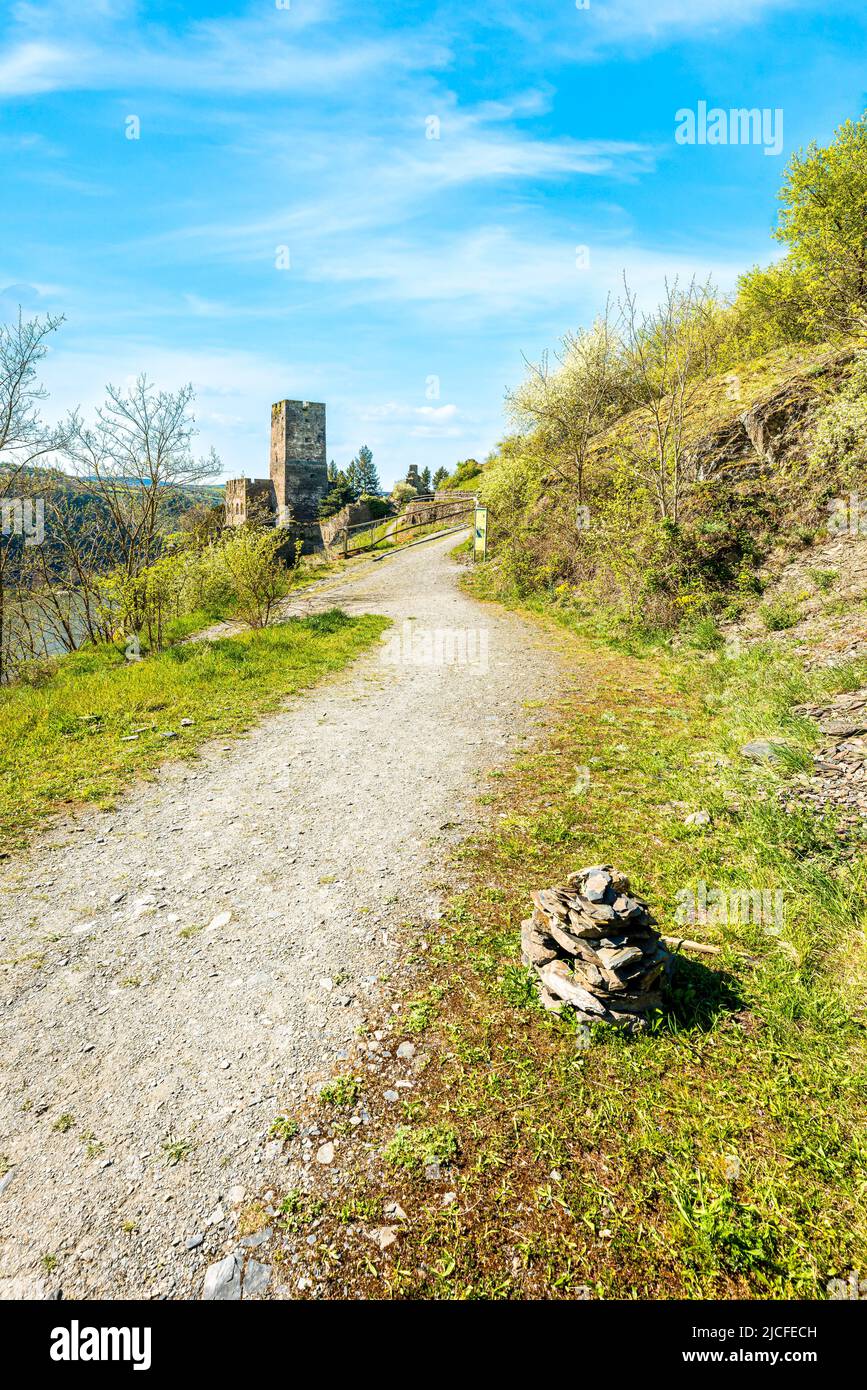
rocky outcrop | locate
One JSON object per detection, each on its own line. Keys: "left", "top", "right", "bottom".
{"left": 689, "top": 415, "right": 762, "bottom": 483}
{"left": 740, "top": 379, "right": 818, "bottom": 469}
{"left": 688, "top": 349, "right": 857, "bottom": 484}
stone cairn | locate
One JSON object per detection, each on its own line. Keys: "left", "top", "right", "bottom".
{"left": 521, "top": 864, "right": 670, "bottom": 1030}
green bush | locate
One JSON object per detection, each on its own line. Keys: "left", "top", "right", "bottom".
{"left": 319, "top": 1075, "right": 361, "bottom": 1108}
{"left": 687, "top": 616, "right": 725, "bottom": 651}
{"left": 359, "top": 493, "right": 390, "bottom": 519}
{"left": 448, "top": 458, "right": 483, "bottom": 488}
{"left": 759, "top": 597, "right": 801, "bottom": 631}
{"left": 808, "top": 567, "right": 838, "bottom": 593}
{"left": 811, "top": 352, "right": 867, "bottom": 477}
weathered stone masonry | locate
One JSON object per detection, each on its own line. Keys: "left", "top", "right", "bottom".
{"left": 270, "top": 399, "right": 328, "bottom": 523}
{"left": 224, "top": 399, "right": 329, "bottom": 529}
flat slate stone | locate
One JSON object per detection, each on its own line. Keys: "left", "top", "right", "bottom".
{"left": 539, "top": 961, "right": 608, "bottom": 1015}
{"left": 821, "top": 719, "right": 867, "bottom": 737}
{"left": 740, "top": 739, "right": 783, "bottom": 762}
{"left": 243, "top": 1260, "right": 271, "bottom": 1298}
{"left": 582, "top": 871, "right": 612, "bottom": 902}
{"left": 202, "top": 1253, "right": 240, "bottom": 1301}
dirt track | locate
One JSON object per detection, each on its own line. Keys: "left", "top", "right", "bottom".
{"left": 0, "top": 534, "right": 565, "bottom": 1298}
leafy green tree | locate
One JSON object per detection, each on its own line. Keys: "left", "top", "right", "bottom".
{"left": 733, "top": 259, "right": 818, "bottom": 351}
{"left": 772, "top": 112, "right": 867, "bottom": 334}
{"left": 449, "top": 458, "right": 483, "bottom": 487}
{"left": 319, "top": 469, "right": 355, "bottom": 518}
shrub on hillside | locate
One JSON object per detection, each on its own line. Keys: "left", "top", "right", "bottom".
{"left": 217, "top": 529, "right": 290, "bottom": 629}
{"left": 390, "top": 481, "right": 417, "bottom": 508}
{"left": 759, "top": 596, "right": 801, "bottom": 631}
{"left": 448, "top": 458, "right": 483, "bottom": 487}
{"left": 811, "top": 351, "right": 867, "bottom": 477}
{"left": 359, "top": 493, "right": 390, "bottom": 519}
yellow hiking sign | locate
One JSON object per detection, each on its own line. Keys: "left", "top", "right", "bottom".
{"left": 473, "top": 505, "right": 487, "bottom": 562}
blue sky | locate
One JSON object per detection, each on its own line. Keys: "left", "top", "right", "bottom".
{"left": 1, "top": 1, "right": 866, "bottom": 488}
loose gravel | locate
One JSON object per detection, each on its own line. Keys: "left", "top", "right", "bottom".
{"left": 0, "top": 534, "right": 566, "bottom": 1298}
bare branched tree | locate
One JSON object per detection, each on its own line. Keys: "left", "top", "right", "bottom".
{"left": 62, "top": 375, "right": 219, "bottom": 577}
{"left": 506, "top": 299, "right": 627, "bottom": 504}
{"left": 18, "top": 486, "right": 117, "bottom": 654}
{"left": 619, "top": 276, "right": 721, "bottom": 523}
{"left": 0, "top": 311, "right": 66, "bottom": 681}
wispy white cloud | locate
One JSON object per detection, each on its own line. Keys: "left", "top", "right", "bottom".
{"left": 0, "top": 5, "right": 444, "bottom": 98}
{"left": 0, "top": 40, "right": 75, "bottom": 96}
{"left": 305, "top": 223, "right": 749, "bottom": 325}
{"left": 0, "top": 0, "right": 812, "bottom": 106}
{"left": 360, "top": 401, "right": 463, "bottom": 437}
{"left": 126, "top": 92, "right": 657, "bottom": 277}
{"left": 487, "top": 0, "right": 810, "bottom": 56}
{"left": 594, "top": 0, "right": 804, "bottom": 39}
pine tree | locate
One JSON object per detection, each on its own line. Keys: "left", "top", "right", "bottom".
{"left": 318, "top": 468, "right": 355, "bottom": 517}
{"left": 344, "top": 458, "right": 361, "bottom": 500}
{"left": 354, "top": 444, "right": 380, "bottom": 496}
{"left": 420, "top": 466, "right": 432, "bottom": 492}
{"left": 432, "top": 466, "right": 449, "bottom": 491}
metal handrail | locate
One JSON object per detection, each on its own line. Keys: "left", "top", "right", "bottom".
{"left": 343, "top": 498, "right": 475, "bottom": 556}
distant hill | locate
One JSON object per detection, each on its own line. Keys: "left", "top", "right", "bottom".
{"left": 0, "top": 467, "right": 226, "bottom": 580}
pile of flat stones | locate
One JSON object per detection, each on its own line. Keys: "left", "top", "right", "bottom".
{"left": 783, "top": 689, "right": 867, "bottom": 832}
{"left": 521, "top": 864, "right": 669, "bottom": 1031}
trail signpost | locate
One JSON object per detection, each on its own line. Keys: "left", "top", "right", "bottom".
{"left": 473, "top": 505, "right": 487, "bottom": 562}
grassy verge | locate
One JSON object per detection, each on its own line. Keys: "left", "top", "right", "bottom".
{"left": 0, "top": 609, "right": 388, "bottom": 854}
{"left": 346, "top": 517, "right": 395, "bottom": 554}
{"left": 348, "top": 515, "right": 471, "bottom": 557}
{"left": 265, "top": 599, "right": 867, "bottom": 1300}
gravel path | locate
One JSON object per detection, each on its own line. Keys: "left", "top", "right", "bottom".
{"left": 0, "top": 534, "right": 566, "bottom": 1299}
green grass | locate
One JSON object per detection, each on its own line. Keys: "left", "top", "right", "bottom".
{"left": 0, "top": 608, "right": 389, "bottom": 853}
{"left": 346, "top": 517, "right": 396, "bottom": 554}
{"left": 268, "top": 1115, "right": 300, "bottom": 1141}
{"left": 348, "top": 513, "right": 472, "bottom": 557}
{"left": 383, "top": 1124, "right": 460, "bottom": 1173}
{"left": 275, "top": 601, "right": 867, "bottom": 1300}
{"left": 161, "top": 1136, "right": 193, "bottom": 1165}
{"left": 277, "top": 1189, "right": 326, "bottom": 1233}
{"left": 319, "top": 1075, "right": 362, "bottom": 1108}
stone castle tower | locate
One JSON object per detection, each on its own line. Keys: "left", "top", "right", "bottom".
{"left": 224, "top": 398, "right": 329, "bottom": 529}
{"left": 270, "top": 399, "right": 328, "bottom": 523}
